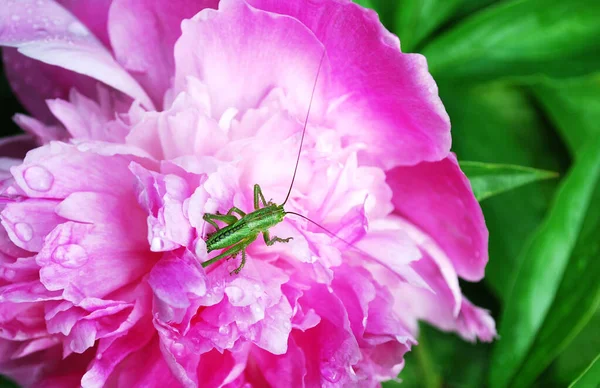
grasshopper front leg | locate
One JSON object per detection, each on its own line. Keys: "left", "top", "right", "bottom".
{"left": 254, "top": 184, "right": 268, "bottom": 210}
{"left": 263, "top": 230, "right": 293, "bottom": 246}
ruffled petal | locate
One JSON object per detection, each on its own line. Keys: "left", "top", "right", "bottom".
{"left": 0, "top": 0, "right": 153, "bottom": 109}
{"left": 247, "top": 0, "right": 450, "bottom": 168}
{"left": 387, "top": 155, "right": 488, "bottom": 281}
{"left": 173, "top": 0, "right": 328, "bottom": 119}
{"left": 108, "top": 0, "right": 219, "bottom": 107}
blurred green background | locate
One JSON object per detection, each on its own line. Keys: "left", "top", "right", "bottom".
{"left": 1, "top": 0, "right": 600, "bottom": 387}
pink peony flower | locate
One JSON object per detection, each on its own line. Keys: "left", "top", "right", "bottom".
{"left": 0, "top": 0, "right": 496, "bottom": 386}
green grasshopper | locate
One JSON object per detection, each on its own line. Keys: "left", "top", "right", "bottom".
{"left": 201, "top": 53, "right": 325, "bottom": 275}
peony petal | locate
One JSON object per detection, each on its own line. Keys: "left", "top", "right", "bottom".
{"left": 0, "top": 133, "right": 37, "bottom": 159}
{"left": 2, "top": 47, "right": 95, "bottom": 124}
{"left": 57, "top": 0, "right": 113, "bottom": 48}
{"left": 250, "top": 336, "right": 307, "bottom": 387}
{"left": 0, "top": 0, "right": 153, "bottom": 109}
{"left": 108, "top": 0, "right": 219, "bottom": 107}
{"left": 174, "top": 0, "right": 329, "bottom": 119}
{"left": 11, "top": 142, "right": 148, "bottom": 200}
{"left": 247, "top": 0, "right": 451, "bottom": 168}
{"left": 12, "top": 114, "right": 66, "bottom": 144}
{"left": 387, "top": 155, "right": 488, "bottom": 281}
{"left": 36, "top": 221, "right": 155, "bottom": 302}
{"left": 1, "top": 198, "right": 63, "bottom": 252}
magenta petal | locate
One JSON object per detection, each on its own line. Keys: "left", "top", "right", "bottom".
{"left": 2, "top": 48, "right": 95, "bottom": 124}
{"left": 81, "top": 319, "right": 156, "bottom": 387}
{"left": 57, "top": 0, "right": 113, "bottom": 48}
{"left": 387, "top": 155, "right": 488, "bottom": 281}
{"left": 0, "top": 0, "right": 153, "bottom": 109}
{"left": 250, "top": 337, "right": 307, "bottom": 387}
{"left": 108, "top": 0, "right": 219, "bottom": 107}
{"left": 0, "top": 134, "right": 38, "bottom": 160}
{"left": 247, "top": 0, "right": 450, "bottom": 168}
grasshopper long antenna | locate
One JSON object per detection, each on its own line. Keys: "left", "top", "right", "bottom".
{"left": 285, "top": 211, "right": 354, "bottom": 244}
{"left": 282, "top": 51, "right": 326, "bottom": 206}
{"left": 286, "top": 210, "right": 423, "bottom": 287}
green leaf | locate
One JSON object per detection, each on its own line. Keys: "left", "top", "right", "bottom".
{"left": 460, "top": 161, "right": 558, "bottom": 202}
{"left": 0, "top": 376, "right": 18, "bottom": 388}
{"left": 422, "top": 0, "right": 600, "bottom": 81}
{"left": 509, "top": 191, "right": 600, "bottom": 386}
{"left": 440, "top": 81, "right": 567, "bottom": 301}
{"left": 532, "top": 74, "right": 600, "bottom": 155}
{"left": 352, "top": 0, "right": 375, "bottom": 10}
{"left": 553, "top": 308, "right": 600, "bottom": 385}
{"left": 393, "top": 0, "right": 497, "bottom": 52}
{"left": 569, "top": 354, "right": 600, "bottom": 388}
{"left": 489, "top": 133, "right": 600, "bottom": 388}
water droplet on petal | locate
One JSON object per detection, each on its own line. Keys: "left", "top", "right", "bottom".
{"left": 150, "top": 237, "right": 164, "bottom": 251}
{"left": 23, "top": 166, "right": 54, "bottom": 192}
{"left": 321, "top": 365, "right": 341, "bottom": 383}
{"left": 218, "top": 326, "right": 230, "bottom": 335}
{"left": 96, "top": 353, "right": 103, "bottom": 360}
{"left": 14, "top": 222, "right": 33, "bottom": 242}
{"left": 67, "top": 21, "right": 90, "bottom": 37}
{"left": 52, "top": 244, "right": 88, "bottom": 268}
{"left": 225, "top": 285, "right": 244, "bottom": 304}
{"left": 171, "top": 342, "right": 184, "bottom": 357}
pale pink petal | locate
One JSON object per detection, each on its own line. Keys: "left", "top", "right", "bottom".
{"left": 47, "top": 87, "right": 130, "bottom": 142}
{"left": 108, "top": 0, "right": 219, "bottom": 107}
{"left": 387, "top": 155, "right": 488, "bottom": 281}
{"left": 11, "top": 142, "right": 147, "bottom": 199}
{"left": 36, "top": 220, "right": 154, "bottom": 303}
{"left": 13, "top": 114, "right": 66, "bottom": 144}
{"left": 1, "top": 198, "right": 63, "bottom": 252}
{"left": 174, "top": 0, "right": 329, "bottom": 119}
{"left": 0, "top": 0, "right": 153, "bottom": 108}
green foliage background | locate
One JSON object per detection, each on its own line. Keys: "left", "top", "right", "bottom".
{"left": 1, "top": 0, "right": 600, "bottom": 387}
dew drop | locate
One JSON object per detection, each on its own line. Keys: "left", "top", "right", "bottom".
{"left": 218, "top": 326, "right": 230, "bottom": 335}
{"left": 23, "top": 166, "right": 54, "bottom": 192}
{"left": 321, "top": 365, "right": 341, "bottom": 383}
{"left": 67, "top": 21, "right": 89, "bottom": 37}
{"left": 96, "top": 353, "right": 103, "bottom": 360}
{"left": 52, "top": 244, "right": 88, "bottom": 268}
{"left": 171, "top": 342, "right": 184, "bottom": 357}
{"left": 225, "top": 285, "right": 245, "bottom": 304}
{"left": 150, "top": 237, "right": 164, "bottom": 251}
{"left": 14, "top": 222, "right": 33, "bottom": 242}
